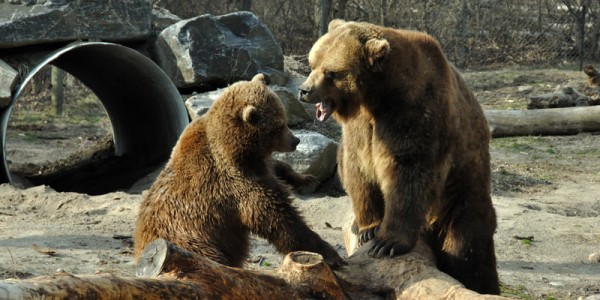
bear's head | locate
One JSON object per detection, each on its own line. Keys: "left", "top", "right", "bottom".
{"left": 207, "top": 74, "right": 300, "bottom": 161}
{"left": 298, "top": 19, "right": 390, "bottom": 122}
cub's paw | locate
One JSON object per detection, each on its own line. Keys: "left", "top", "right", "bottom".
{"left": 322, "top": 251, "right": 347, "bottom": 269}
{"left": 294, "top": 175, "right": 320, "bottom": 194}
{"left": 298, "top": 174, "right": 320, "bottom": 187}
{"left": 357, "top": 226, "right": 379, "bottom": 246}
{"left": 367, "top": 234, "right": 416, "bottom": 258}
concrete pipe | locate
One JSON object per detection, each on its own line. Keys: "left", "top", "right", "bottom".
{"left": 0, "top": 42, "right": 189, "bottom": 193}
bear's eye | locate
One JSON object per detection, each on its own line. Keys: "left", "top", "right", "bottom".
{"left": 325, "top": 71, "right": 337, "bottom": 80}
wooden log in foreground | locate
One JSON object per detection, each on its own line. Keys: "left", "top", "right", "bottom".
{"left": 485, "top": 106, "right": 600, "bottom": 138}
{"left": 0, "top": 234, "right": 508, "bottom": 300}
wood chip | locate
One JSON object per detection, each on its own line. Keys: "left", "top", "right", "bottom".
{"left": 32, "top": 244, "right": 58, "bottom": 256}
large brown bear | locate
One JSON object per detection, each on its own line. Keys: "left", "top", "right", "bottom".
{"left": 299, "top": 20, "right": 499, "bottom": 294}
{"left": 134, "top": 74, "right": 344, "bottom": 269}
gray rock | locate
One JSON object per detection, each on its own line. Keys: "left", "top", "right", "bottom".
{"left": 0, "top": 59, "right": 17, "bottom": 107}
{"left": 261, "top": 67, "right": 288, "bottom": 86}
{"left": 184, "top": 81, "right": 311, "bottom": 127}
{"left": 184, "top": 89, "right": 224, "bottom": 118}
{"left": 271, "top": 85, "right": 311, "bottom": 126}
{"left": 0, "top": 0, "right": 152, "bottom": 48}
{"left": 273, "top": 130, "right": 338, "bottom": 194}
{"left": 151, "top": 6, "right": 181, "bottom": 34}
{"left": 155, "top": 11, "right": 283, "bottom": 89}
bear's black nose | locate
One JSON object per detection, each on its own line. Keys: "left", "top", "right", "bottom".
{"left": 291, "top": 135, "right": 300, "bottom": 148}
{"left": 298, "top": 84, "right": 311, "bottom": 99}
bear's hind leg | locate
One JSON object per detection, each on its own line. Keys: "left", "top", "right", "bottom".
{"left": 436, "top": 202, "right": 500, "bottom": 295}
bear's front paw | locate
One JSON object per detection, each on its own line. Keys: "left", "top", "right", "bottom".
{"left": 295, "top": 175, "right": 321, "bottom": 194}
{"left": 322, "top": 251, "right": 347, "bottom": 269}
{"left": 299, "top": 174, "right": 320, "bottom": 187}
{"left": 357, "top": 226, "right": 378, "bottom": 246}
{"left": 367, "top": 235, "right": 416, "bottom": 258}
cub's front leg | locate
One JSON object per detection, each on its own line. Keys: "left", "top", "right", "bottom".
{"left": 272, "top": 159, "right": 319, "bottom": 192}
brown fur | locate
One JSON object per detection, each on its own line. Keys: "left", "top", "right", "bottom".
{"left": 134, "top": 74, "right": 344, "bottom": 269}
{"left": 299, "top": 20, "right": 499, "bottom": 294}
{"left": 584, "top": 65, "right": 600, "bottom": 86}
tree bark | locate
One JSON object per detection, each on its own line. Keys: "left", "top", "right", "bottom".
{"left": 485, "top": 106, "right": 600, "bottom": 137}
{"left": 0, "top": 235, "right": 508, "bottom": 300}
{"left": 319, "top": 0, "right": 333, "bottom": 36}
{"left": 51, "top": 66, "right": 64, "bottom": 116}
{"left": 527, "top": 87, "right": 593, "bottom": 109}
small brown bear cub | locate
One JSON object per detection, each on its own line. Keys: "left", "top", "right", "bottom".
{"left": 134, "top": 74, "right": 344, "bottom": 269}
{"left": 299, "top": 20, "right": 499, "bottom": 294}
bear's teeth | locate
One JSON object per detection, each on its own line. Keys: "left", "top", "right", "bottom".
{"left": 316, "top": 101, "right": 331, "bottom": 122}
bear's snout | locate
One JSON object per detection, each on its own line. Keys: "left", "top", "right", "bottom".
{"left": 291, "top": 135, "right": 300, "bottom": 149}
{"left": 298, "top": 84, "right": 313, "bottom": 102}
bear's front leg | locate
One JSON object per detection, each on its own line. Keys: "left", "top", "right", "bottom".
{"left": 340, "top": 165, "right": 385, "bottom": 243}
{"left": 242, "top": 187, "right": 345, "bottom": 269}
{"left": 272, "top": 159, "right": 319, "bottom": 192}
{"left": 367, "top": 161, "right": 440, "bottom": 258}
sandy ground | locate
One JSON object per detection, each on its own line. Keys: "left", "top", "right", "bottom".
{"left": 1, "top": 135, "right": 600, "bottom": 299}
{"left": 1, "top": 67, "right": 600, "bottom": 299}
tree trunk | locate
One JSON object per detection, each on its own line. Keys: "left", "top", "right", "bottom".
{"left": 320, "top": 0, "right": 333, "bottom": 36}
{"left": 379, "top": 0, "right": 387, "bottom": 26}
{"left": 485, "top": 106, "right": 600, "bottom": 137}
{"left": 527, "top": 87, "right": 593, "bottom": 109}
{"left": 239, "top": 0, "right": 251, "bottom": 11}
{"left": 335, "top": 0, "right": 348, "bottom": 19}
{"left": 457, "top": 0, "right": 469, "bottom": 68}
{"left": 577, "top": 3, "right": 588, "bottom": 71}
{"left": 51, "top": 66, "right": 64, "bottom": 116}
{"left": 0, "top": 235, "right": 508, "bottom": 300}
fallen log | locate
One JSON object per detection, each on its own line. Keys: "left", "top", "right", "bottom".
{"left": 484, "top": 106, "right": 600, "bottom": 137}
{"left": 0, "top": 234, "right": 508, "bottom": 299}
{"left": 527, "top": 87, "right": 593, "bottom": 109}
{"left": 0, "top": 271, "right": 204, "bottom": 300}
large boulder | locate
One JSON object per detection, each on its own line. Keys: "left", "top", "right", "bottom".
{"left": 184, "top": 89, "right": 223, "bottom": 118}
{"left": 273, "top": 130, "right": 338, "bottom": 194}
{"left": 0, "top": 59, "right": 17, "bottom": 107}
{"left": 151, "top": 6, "right": 182, "bottom": 34}
{"left": 0, "top": 0, "right": 153, "bottom": 49}
{"left": 271, "top": 85, "right": 311, "bottom": 126}
{"left": 184, "top": 81, "right": 311, "bottom": 127}
{"left": 155, "top": 11, "right": 284, "bottom": 89}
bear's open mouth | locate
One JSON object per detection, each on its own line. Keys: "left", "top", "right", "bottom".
{"left": 316, "top": 100, "right": 333, "bottom": 122}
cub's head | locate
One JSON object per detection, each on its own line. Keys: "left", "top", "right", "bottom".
{"left": 208, "top": 74, "right": 300, "bottom": 158}
{"left": 298, "top": 19, "right": 390, "bottom": 122}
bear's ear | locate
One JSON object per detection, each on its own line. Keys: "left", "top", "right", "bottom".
{"left": 328, "top": 19, "right": 346, "bottom": 32}
{"left": 242, "top": 105, "right": 261, "bottom": 125}
{"left": 252, "top": 73, "right": 268, "bottom": 84}
{"left": 365, "top": 38, "right": 390, "bottom": 72}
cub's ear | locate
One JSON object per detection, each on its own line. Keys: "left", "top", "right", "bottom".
{"left": 252, "top": 73, "right": 268, "bottom": 84}
{"left": 365, "top": 38, "right": 390, "bottom": 72}
{"left": 242, "top": 105, "right": 261, "bottom": 125}
{"left": 328, "top": 19, "right": 346, "bottom": 32}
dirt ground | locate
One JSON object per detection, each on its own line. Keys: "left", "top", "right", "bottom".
{"left": 0, "top": 66, "right": 599, "bottom": 299}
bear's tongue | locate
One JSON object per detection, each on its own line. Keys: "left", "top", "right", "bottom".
{"left": 316, "top": 100, "right": 332, "bottom": 122}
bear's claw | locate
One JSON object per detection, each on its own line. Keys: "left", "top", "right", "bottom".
{"left": 358, "top": 226, "right": 378, "bottom": 246}
{"left": 367, "top": 236, "right": 414, "bottom": 258}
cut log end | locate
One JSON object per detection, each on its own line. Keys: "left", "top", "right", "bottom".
{"left": 135, "top": 238, "right": 169, "bottom": 277}
{"left": 283, "top": 251, "right": 323, "bottom": 267}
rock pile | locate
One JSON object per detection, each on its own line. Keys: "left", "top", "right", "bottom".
{"left": 0, "top": 0, "right": 339, "bottom": 194}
